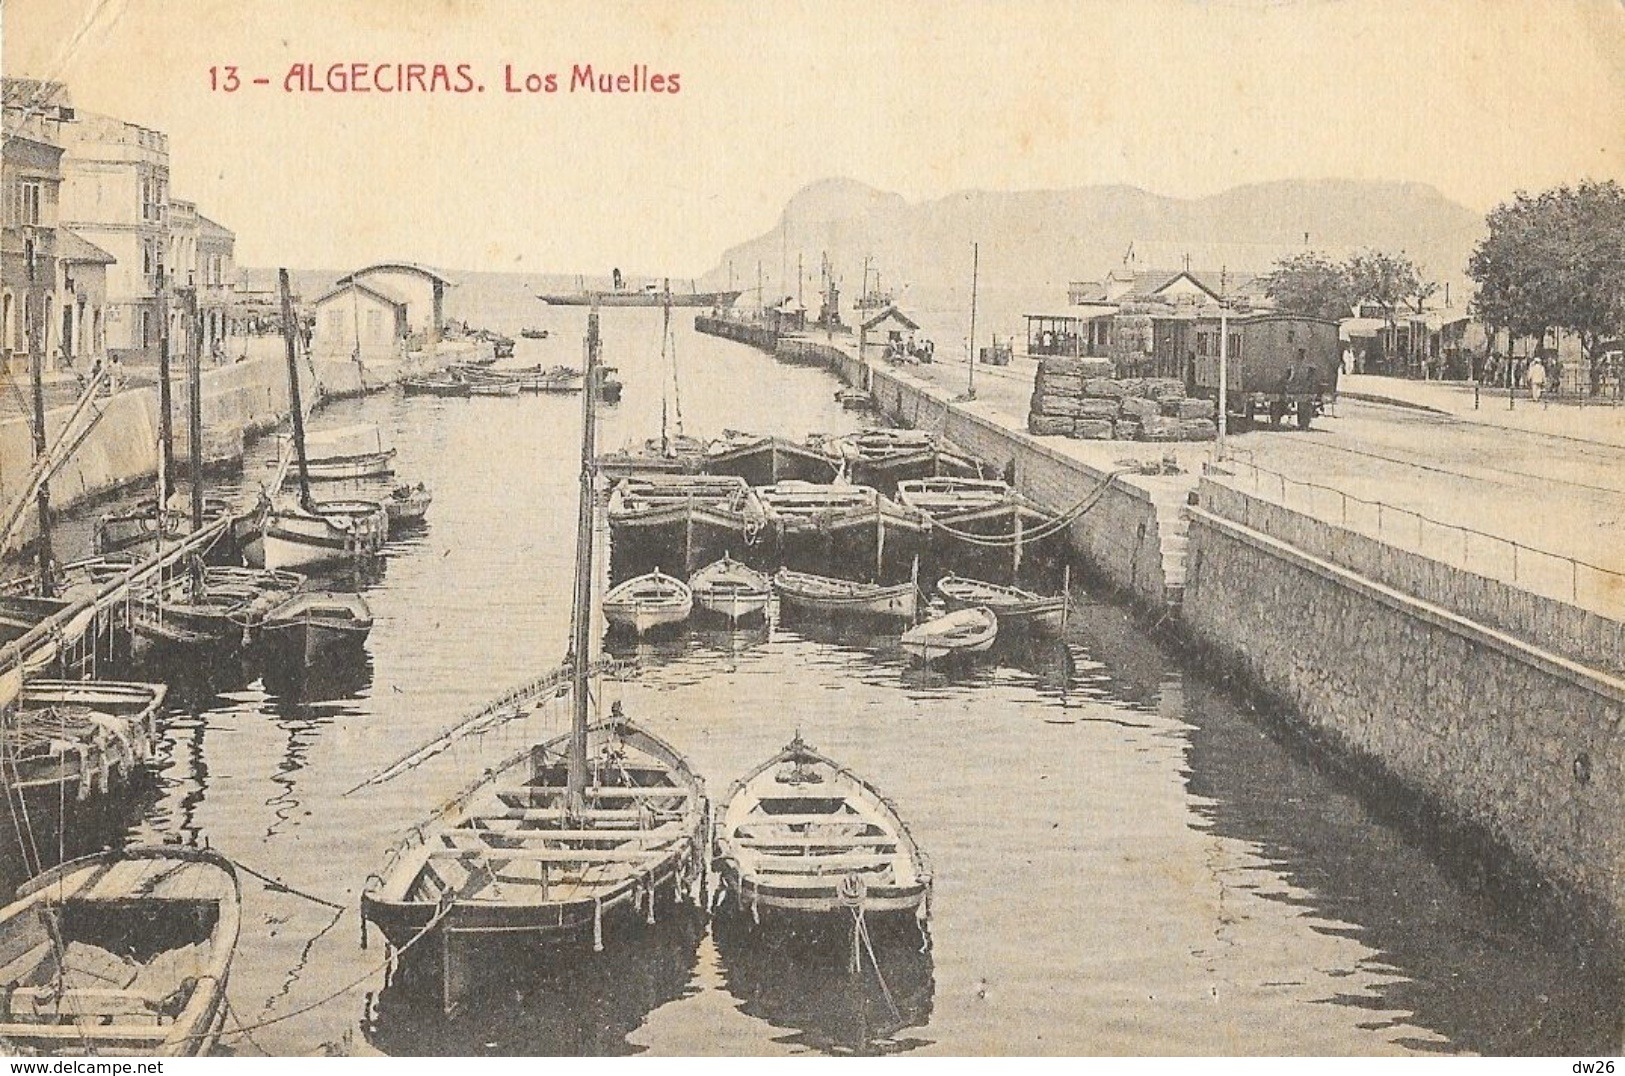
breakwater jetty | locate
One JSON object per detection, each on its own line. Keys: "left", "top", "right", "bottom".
{"left": 697, "top": 311, "right": 1625, "bottom": 952}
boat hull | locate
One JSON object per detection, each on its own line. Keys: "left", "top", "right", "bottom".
{"left": 302, "top": 450, "right": 396, "bottom": 481}
{"left": 537, "top": 290, "right": 741, "bottom": 308}
{"left": 261, "top": 502, "right": 387, "bottom": 572}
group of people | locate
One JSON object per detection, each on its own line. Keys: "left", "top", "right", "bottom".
{"left": 884, "top": 336, "right": 934, "bottom": 364}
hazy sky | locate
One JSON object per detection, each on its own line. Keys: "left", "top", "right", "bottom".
{"left": 5, "top": 0, "right": 1622, "bottom": 275}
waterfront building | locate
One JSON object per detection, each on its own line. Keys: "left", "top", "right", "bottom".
{"left": 55, "top": 228, "right": 115, "bottom": 372}
{"left": 310, "top": 279, "right": 409, "bottom": 368}
{"left": 0, "top": 128, "right": 62, "bottom": 376}
{"left": 333, "top": 262, "right": 453, "bottom": 345}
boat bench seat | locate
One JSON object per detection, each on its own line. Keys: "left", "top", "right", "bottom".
{"left": 497, "top": 786, "right": 691, "bottom": 806}
{"left": 730, "top": 836, "right": 898, "bottom": 850}
{"left": 747, "top": 852, "right": 897, "bottom": 872}
{"left": 429, "top": 847, "right": 672, "bottom": 865}
{"left": 5, "top": 987, "right": 168, "bottom": 1022}
{"left": 445, "top": 824, "right": 684, "bottom": 845}
{"left": 732, "top": 812, "right": 864, "bottom": 827}
{"left": 493, "top": 807, "right": 650, "bottom": 823}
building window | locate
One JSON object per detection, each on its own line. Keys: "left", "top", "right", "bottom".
{"left": 366, "top": 310, "right": 383, "bottom": 340}
{"left": 1286, "top": 327, "right": 1296, "bottom": 343}
{"left": 11, "top": 181, "right": 41, "bottom": 225}
{"left": 326, "top": 310, "right": 344, "bottom": 338}
{"left": 1196, "top": 332, "right": 1209, "bottom": 357}
{"left": 142, "top": 240, "right": 153, "bottom": 277}
{"left": 1229, "top": 333, "right": 1242, "bottom": 358}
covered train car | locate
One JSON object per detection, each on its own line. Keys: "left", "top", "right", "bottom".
{"left": 1165, "top": 312, "right": 1341, "bottom": 428}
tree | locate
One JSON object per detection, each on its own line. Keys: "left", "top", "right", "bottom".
{"left": 1469, "top": 181, "right": 1625, "bottom": 393}
{"left": 1261, "top": 251, "right": 1356, "bottom": 320}
{"left": 1347, "top": 250, "right": 1426, "bottom": 368}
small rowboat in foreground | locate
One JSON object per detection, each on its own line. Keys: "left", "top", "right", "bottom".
{"left": 603, "top": 569, "right": 693, "bottom": 635}
{"left": 898, "top": 606, "right": 998, "bottom": 663}
{"left": 688, "top": 555, "right": 771, "bottom": 624}
{"left": 713, "top": 735, "right": 931, "bottom": 934}
{"left": 773, "top": 569, "right": 917, "bottom": 621}
{"left": 0, "top": 846, "right": 241, "bottom": 1056}
{"left": 937, "top": 574, "right": 1066, "bottom": 633}
{"left": 259, "top": 590, "right": 373, "bottom": 662}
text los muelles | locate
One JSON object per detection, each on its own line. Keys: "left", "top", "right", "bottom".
{"left": 209, "top": 63, "right": 680, "bottom": 94}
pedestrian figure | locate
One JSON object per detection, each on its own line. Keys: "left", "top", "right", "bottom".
{"left": 1526, "top": 357, "right": 1546, "bottom": 403}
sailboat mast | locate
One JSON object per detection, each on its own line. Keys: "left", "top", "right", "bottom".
{"left": 967, "top": 242, "right": 979, "bottom": 398}
{"left": 27, "top": 284, "right": 52, "bottom": 597}
{"left": 659, "top": 286, "right": 671, "bottom": 455}
{"left": 566, "top": 305, "right": 602, "bottom": 816}
{"left": 187, "top": 291, "right": 205, "bottom": 597}
{"left": 278, "top": 269, "right": 314, "bottom": 509}
{"left": 156, "top": 266, "right": 174, "bottom": 531}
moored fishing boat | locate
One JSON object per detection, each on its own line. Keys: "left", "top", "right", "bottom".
{"left": 0, "top": 846, "right": 241, "bottom": 1056}
{"left": 384, "top": 483, "right": 433, "bottom": 532}
{"left": 258, "top": 589, "right": 373, "bottom": 663}
{"left": 826, "top": 430, "right": 984, "bottom": 497}
{"left": 606, "top": 475, "right": 766, "bottom": 579}
{"left": 520, "top": 328, "right": 550, "bottom": 339}
{"left": 360, "top": 305, "right": 707, "bottom": 1012}
{"left": 713, "top": 734, "right": 931, "bottom": 940}
{"left": 702, "top": 432, "right": 838, "bottom": 486}
{"left": 603, "top": 569, "right": 693, "bottom": 635}
{"left": 688, "top": 555, "right": 771, "bottom": 625}
{"left": 0, "top": 679, "right": 164, "bottom": 825}
{"left": 93, "top": 496, "right": 234, "bottom": 556}
{"left": 467, "top": 377, "right": 522, "bottom": 397}
{"left": 511, "top": 364, "right": 583, "bottom": 394}
{"left": 756, "top": 482, "right": 929, "bottom": 580}
{"left": 898, "top": 606, "right": 998, "bottom": 663}
{"left": 402, "top": 374, "right": 472, "bottom": 397}
{"left": 936, "top": 573, "right": 1066, "bottom": 632}
{"left": 281, "top": 423, "right": 396, "bottom": 481}
{"left": 772, "top": 569, "right": 917, "bottom": 620}
{"left": 258, "top": 499, "right": 388, "bottom": 572}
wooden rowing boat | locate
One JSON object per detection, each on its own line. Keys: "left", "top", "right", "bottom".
{"left": 772, "top": 569, "right": 917, "bottom": 620}
{"left": 279, "top": 423, "right": 397, "bottom": 481}
{"left": 688, "top": 555, "right": 771, "bottom": 625}
{"left": 402, "top": 375, "right": 472, "bottom": 397}
{"left": 895, "top": 477, "right": 1014, "bottom": 515}
{"left": 93, "top": 497, "right": 234, "bottom": 556}
{"left": 936, "top": 574, "right": 1066, "bottom": 632}
{"left": 363, "top": 309, "right": 707, "bottom": 1011}
{"left": 384, "top": 483, "right": 433, "bottom": 532}
{"left": 702, "top": 432, "right": 837, "bottom": 486}
{"left": 606, "top": 476, "right": 766, "bottom": 579}
{"left": 713, "top": 735, "right": 930, "bottom": 930}
{"left": 257, "top": 499, "right": 388, "bottom": 573}
{"left": 602, "top": 570, "right": 692, "bottom": 635}
{"left": 898, "top": 606, "right": 998, "bottom": 662}
{"left": 0, "top": 846, "right": 240, "bottom": 1056}
{"left": 258, "top": 590, "right": 373, "bottom": 663}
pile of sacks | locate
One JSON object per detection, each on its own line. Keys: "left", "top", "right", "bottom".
{"left": 1028, "top": 357, "right": 1219, "bottom": 442}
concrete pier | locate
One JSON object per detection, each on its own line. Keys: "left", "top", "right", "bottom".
{"left": 697, "top": 313, "right": 1625, "bottom": 947}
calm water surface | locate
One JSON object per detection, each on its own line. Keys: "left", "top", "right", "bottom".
{"left": 39, "top": 283, "right": 1623, "bottom": 1055}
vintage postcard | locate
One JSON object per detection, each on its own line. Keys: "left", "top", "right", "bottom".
{"left": 0, "top": 0, "right": 1622, "bottom": 1060}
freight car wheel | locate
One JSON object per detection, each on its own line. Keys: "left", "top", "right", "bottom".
{"left": 1296, "top": 400, "right": 1314, "bottom": 429}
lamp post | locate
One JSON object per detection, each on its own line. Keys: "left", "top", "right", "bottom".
{"left": 1217, "top": 300, "right": 1229, "bottom": 462}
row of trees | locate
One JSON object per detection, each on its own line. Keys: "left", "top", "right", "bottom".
{"left": 1467, "top": 179, "right": 1625, "bottom": 380}
{"left": 1260, "top": 180, "right": 1625, "bottom": 383}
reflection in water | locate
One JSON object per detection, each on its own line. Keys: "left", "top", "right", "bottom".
{"left": 261, "top": 649, "right": 375, "bottom": 707}
{"left": 364, "top": 906, "right": 707, "bottom": 1056}
{"left": 713, "top": 911, "right": 935, "bottom": 1055}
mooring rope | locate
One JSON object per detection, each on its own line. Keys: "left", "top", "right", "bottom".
{"left": 923, "top": 466, "right": 1133, "bottom": 548}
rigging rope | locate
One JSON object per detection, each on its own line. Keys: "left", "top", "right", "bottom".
{"left": 921, "top": 467, "right": 1133, "bottom": 548}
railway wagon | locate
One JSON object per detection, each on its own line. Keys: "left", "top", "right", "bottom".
{"left": 1175, "top": 312, "right": 1341, "bottom": 428}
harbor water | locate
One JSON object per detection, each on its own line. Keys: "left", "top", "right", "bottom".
{"left": 33, "top": 280, "right": 1622, "bottom": 1055}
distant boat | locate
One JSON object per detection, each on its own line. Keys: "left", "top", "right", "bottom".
{"left": 537, "top": 287, "right": 741, "bottom": 308}
{"left": 384, "top": 483, "right": 433, "bottom": 531}
{"left": 520, "top": 328, "right": 550, "bottom": 340}
{"left": 280, "top": 423, "right": 396, "bottom": 481}
{"left": 688, "top": 555, "right": 771, "bottom": 625}
{"left": 259, "top": 590, "right": 373, "bottom": 663}
{"left": 511, "top": 364, "right": 582, "bottom": 394}
{"left": 835, "top": 387, "right": 871, "bottom": 410}
{"left": 603, "top": 569, "right": 692, "bottom": 635}
{"left": 772, "top": 569, "right": 917, "bottom": 620}
{"left": 467, "top": 378, "right": 521, "bottom": 397}
{"left": 599, "top": 435, "right": 708, "bottom": 481}
{"left": 937, "top": 574, "right": 1066, "bottom": 633}
{"left": 0, "top": 846, "right": 240, "bottom": 1056}
{"left": 898, "top": 606, "right": 998, "bottom": 663}
{"left": 712, "top": 734, "right": 931, "bottom": 932}
{"left": 402, "top": 374, "right": 471, "bottom": 397}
